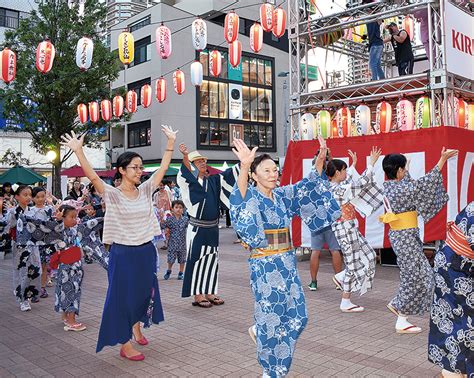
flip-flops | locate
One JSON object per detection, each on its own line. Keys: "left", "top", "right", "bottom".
{"left": 248, "top": 326, "right": 257, "bottom": 345}
{"left": 341, "top": 305, "right": 364, "bottom": 313}
{"left": 208, "top": 296, "right": 225, "bottom": 305}
{"left": 64, "top": 322, "right": 86, "bottom": 332}
{"left": 386, "top": 303, "right": 400, "bottom": 317}
{"left": 396, "top": 325, "right": 422, "bottom": 334}
{"left": 192, "top": 300, "right": 213, "bottom": 308}
{"left": 332, "top": 276, "right": 343, "bottom": 291}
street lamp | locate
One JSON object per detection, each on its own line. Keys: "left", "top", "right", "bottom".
{"left": 46, "top": 150, "right": 57, "bottom": 195}
{"left": 278, "top": 71, "right": 290, "bottom": 155}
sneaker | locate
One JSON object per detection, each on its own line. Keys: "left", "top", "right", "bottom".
{"left": 177, "top": 272, "right": 184, "bottom": 280}
{"left": 163, "top": 270, "right": 171, "bottom": 280}
{"left": 308, "top": 281, "right": 318, "bottom": 291}
{"left": 31, "top": 296, "right": 40, "bottom": 303}
{"left": 20, "top": 301, "right": 31, "bottom": 312}
{"left": 40, "top": 288, "right": 49, "bottom": 298}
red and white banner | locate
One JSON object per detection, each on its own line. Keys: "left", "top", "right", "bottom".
{"left": 280, "top": 128, "right": 474, "bottom": 248}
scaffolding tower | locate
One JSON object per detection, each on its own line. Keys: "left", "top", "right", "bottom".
{"left": 287, "top": 0, "right": 474, "bottom": 140}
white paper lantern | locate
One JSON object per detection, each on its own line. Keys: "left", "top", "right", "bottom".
{"left": 191, "top": 18, "right": 207, "bottom": 51}
{"left": 300, "top": 113, "right": 315, "bottom": 140}
{"left": 354, "top": 104, "right": 371, "bottom": 135}
{"left": 190, "top": 61, "right": 203, "bottom": 87}
{"left": 75, "top": 37, "right": 93, "bottom": 70}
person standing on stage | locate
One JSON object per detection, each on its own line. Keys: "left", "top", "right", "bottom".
{"left": 177, "top": 143, "right": 239, "bottom": 308}
{"left": 61, "top": 126, "right": 177, "bottom": 361}
{"left": 384, "top": 22, "right": 414, "bottom": 76}
{"left": 366, "top": 20, "right": 385, "bottom": 80}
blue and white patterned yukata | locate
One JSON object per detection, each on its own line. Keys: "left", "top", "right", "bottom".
{"left": 230, "top": 169, "right": 340, "bottom": 377}
{"left": 163, "top": 215, "right": 189, "bottom": 264}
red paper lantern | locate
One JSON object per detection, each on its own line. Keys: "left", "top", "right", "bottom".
{"left": 376, "top": 101, "right": 392, "bottom": 133}
{"left": 272, "top": 8, "right": 286, "bottom": 38}
{"left": 36, "top": 40, "right": 56, "bottom": 74}
{"left": 224, "top": 11, "right": 239, "bottom": 44}
{"left": 88, "top": 101, "right": 99, "bottom": 123}
{"left": 0, "top": 48, "right": 16, "bottom": 84}
{"left": 141, "top": 84, "right": 152, "bottom": 108}
{"left": 155, "top": 77, "right": 166, "bottom": 103}
{"left": 209, "top": 50, "right": 222, "bottom": 77}
{"left": 100, "top": 99, "right": 112, "bottom": 122}
{"left": 156, "top": 24, "right": 172, "bottom": 59}
{"left": 77, "top": 103, "right": 88, "bottom": 124}
{"left": 250, "top": 23, "right": 263, "bottom": 53}
{"left": 229, "top": 40, "right": 242, "bottom": 68}
{"left": 126, "top": 90, "right": 137, "bottom": 113}
{"left": 260, "top": 3, "right": 274, "bottom": 32}
{"left": 173, "top": 69, "right": 185, "bottom": 95}
{"left": 113, "top": 95, "right": 124, "bottom": 118}
{"left": 403, "top": 16, "right": 414, "bottom": 41}
{"left": 335, "top": 107, "right": 352, "bottom": 137}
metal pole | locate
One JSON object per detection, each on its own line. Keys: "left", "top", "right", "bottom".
{"left": 282, "top": 78, "right": 289, "bottom": 154}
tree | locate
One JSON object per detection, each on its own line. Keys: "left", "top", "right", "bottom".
{"left": 0, "top": 0, "right": 121, "bottom": 196}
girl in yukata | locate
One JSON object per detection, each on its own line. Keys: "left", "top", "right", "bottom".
{"left": 230, "top": 137, "right": 340, "bottom": 377}
{"left": 326, "top": 147, "right": 384, "bottom": 313}
{"left": 428, "top": 202, "right": 473, "bottom": 378}
{"left": 380, "top": 147, "right": 458, "bottom": 334}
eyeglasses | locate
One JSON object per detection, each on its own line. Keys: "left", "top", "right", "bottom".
{"left": 126, "top": 165, "right": 145, "bottom": 171}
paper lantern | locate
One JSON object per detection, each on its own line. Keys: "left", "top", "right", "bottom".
{"left": 316, "top": 110, "right": 331, "bottom": 138}
{"left": 156, "top": 24, "right": 172, "bottom": 59}
{"left": 209, "top": 50, "right": 222, "bottom": 77}
{"left": 88, "top": 101, "right": 99, "bottom": 123}
{"left": 36, "top": 40, "right": 55, "bottom": 73}
{"left": 224, "top": 11, "right": 239, "bottom": 44}
{"left": 141, "top": 84, "right": 152, "bottom": 108}
{"left": 156, "top": 77, "right": 166, "bottom": 103}
{"left": 415, "top": 96, "right": 431, "bottom": 128}
{"left": 77, "top": 103, "right": 88, "bottom": 124}
{"left": 272, "top": 7, "right": 287, "bottom": 38}
{"left": 335, "top": 107, "right": 352, "bottom": 137}
{"left": 300, "top": 113, "right": 315, "bottom": 140}
{"left": 229, "top": 40, "right": 242, "bottom": 68}
{"left": 446, "top": 96, "right": 460, "bottom": 127}
{"left": 331, "top": 118, "right": 339, "bottom": 138}
{"left": 118, "top": 32, "right": 134, "bottom": 65}
{"left": 354, "top": 104, "right": 371, "bottom": 135}
{"left": 113, "top": 95, "right": 124, "bottom": 118}
{"left": 190, "top": 61, "right": 203, "bottom": 87}
{"left": 75, "top": 37, "right": 93, "bottom": 70}
{"left": 250, "top": 23, "right": 264, "bottom": 53}
{"left": 403, "top": 16, "right": 414, "bottom": 41}
{"left": 191, "top": 18, "right": 207, "bottom": 51}
{"left": 260, "top": 3, "right": 274, "bottom": 32}
{"left": 173, "top": 69, "right": 185, "bottom": 95}
{"left": 467, "top": 104, "right": 474, "bottom": 130}
{"left": 352, "top": 24, "right": 367, "bottom": 43}
{"left": 126, "top": 90, "right": 137, "bottom": 113}
{"left": 457, "top": 99, "right": 468, "bottom": 128}
{"left": 396, "top": 99, "right": 414, "bottom": 131}
{"left": 0, "top": 48, "right": 16, "bottom": 84}
{"left": 100, "top": 99, "right": 112, "bottom": 122}
{"left": 375, "top": 101, "right": 392, "bottom": 133}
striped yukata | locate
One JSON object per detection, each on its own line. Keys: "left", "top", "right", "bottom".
{"left": 177, "top": 164, "right": 239, "bottom": 297}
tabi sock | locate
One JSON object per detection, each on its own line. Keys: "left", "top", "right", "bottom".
{"left": 335, "top": 270, "right": 345, "bottom": 282}
{"left": 396, "top": 315, "right": 415, "bottom": 329}
{"left": 340, "top": 298, "right": 354, "bottom": 310}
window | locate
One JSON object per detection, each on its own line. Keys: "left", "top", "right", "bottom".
{"left": 128, "top": 120, "right": 151, "bottom": 148}
{"left": 129, "top": 15, "right": 151, "bottom": 32}
{"left": 0, "top": 8, "right": 19, "bottom": 29}
{"left": 129, "top": 36, "right": 151, "bottom": 67}
{"left": 200, "top": 81, "right": 209, "bottom": 117}
{"left": 127, "top": 77, "right": 151, "bottom": 106}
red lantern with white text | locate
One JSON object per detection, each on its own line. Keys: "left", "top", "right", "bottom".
{"left": 224, "top": 11, "right": 239, "bottom": 44}
{"left": 272, "top": 8, "right": 286, "bottom": 38}
{"left": 118, "top": 32, "right": 134, "bottom": 65}
{"left": 141, "top": 84, "right": 152, "bottom": 108}
{"left": 229, "top": 40, "right": 242, "bottom": 68}
{"left": 88, "top": 101, "right": 99, "bottom": 123}
{"left": 156, "top": 77, "right": 166, "bottom": 103}
{"left": 250, "top": 23, "right": 263, "bottom": 53}
{"left": 335, "top": 107, "right": 351, "bottom": 137}
{"left": 191, "top": 18, "right": 207, "bottom": 51}
{"left": 331, "top": 118, "right": 339, "bottom": 138}
{"left": 354, "top": 104, "right": 371, "bottom": 135}
{"left": 75, "top": 37, "right": 93, "bottom": 70}
{"left": 403, "top": 16, "right": 414, "bottom": 41}
{"left": 126, "top": 90, "right": 137, "bottom": 113}
{"left": 260, "top": 3, "right": 274, "bottom": 32}
{"left": 156, "top": 25, "right": 172, "bottom": 59}
{"left": 113, "top": 96, "right": 124, "bottom": 118}
{"left": 190, "top": 61, "right": 203, "bottom": 87}
{"left": 209, "top": 50, "right": 222, "bottom": 77}
{"left": 173, "top": 69, "right": 185, "bottom": 95}
{"left": 0, "top": 48, "right": 16, "bottom": 84}
{"left": 396, "top": 99, "right": 414, "bottom": 131}
{"left": 36, "top": 40, "right": 55, "bottom": 73}
{"left": 375, "top": 101, "right": 392, "bottom": 133}
{"left": 77, "top": 103, "right": 88, "bottom": 124}
{"left": 100, "top": 99, "right": 112, "bottom": 122}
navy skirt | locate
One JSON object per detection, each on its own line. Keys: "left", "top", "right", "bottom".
{"left": 96, "top": 242, "right": 164, "bottom": 352}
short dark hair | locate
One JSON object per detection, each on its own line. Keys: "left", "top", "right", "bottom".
{"left": 325, "top": 159, "right": 348, "bottom": 178}
{"left": 382, "top": 154, "right": 407, "bottom": 179}
{"left": 59, "top": 204, "right": 77, "bottom": 217}
{"left": 171, "top": 200, "right": 185, "bottom": 209}
{"left": 32, "top": 187, "right": 46, "bottom": 198}
{"left": 250, "top": 154, "right": 274, "bottom": 174}
{"left": 116, "top": 151, "right": 142, "bottom": 179}
{"left": 15, "top": 185, "right": 32, "bottom": 196}
{"left": 3, "top": 182, "right": 11, "bottom": 188}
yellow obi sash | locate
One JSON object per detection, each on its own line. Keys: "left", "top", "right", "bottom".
{"left": 379, "top": 211, "right": 418, "bottom": 230}
{"left": 247, "top": 228, "right": 293, "bottom": 259}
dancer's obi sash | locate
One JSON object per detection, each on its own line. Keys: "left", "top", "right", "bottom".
{"left": 189, "top": 216, "right": 219, "bottom": 228}
{"left": 50, "top": 246, "right": 82, "bottom": 269}
{"left": 379, "top": 211, "right": 418, "bottom": 230}
{"left": 246, "top": 228, "right": 293, "bottom": 259}
{"left": 446, "top": 222, "right": 474, "bottom": 259}
{"left": 337, "top": 203, "right": 356, "bottom": 222}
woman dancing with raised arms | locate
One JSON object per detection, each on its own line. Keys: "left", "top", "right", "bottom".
{"left": 229, "top": 137, "right": 340, "bottom": 377}
{"left": 61, "top": 126, "right": 177, "bottom": 361}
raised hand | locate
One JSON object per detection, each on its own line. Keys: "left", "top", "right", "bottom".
{"left": 441, "top": 147, "right": 458, "bottom": 161}
{"left": 348, "top": 149, "right": 357, "bottom": 167}
{"left": 179, "top": 143, "right": 189, "bottom": 156}
{"left": 61, "top": 131, "right": 85, "bottom": 153}
{"left": 232, "top": 139, "right": 258, "bottom": 168}
{"left": 161, "top": 124, "right": 178, "bottom": 140}
{"left": 369, "top": 146, "right": 382, "bottom": 166}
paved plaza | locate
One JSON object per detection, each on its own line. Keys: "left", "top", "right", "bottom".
{"left": 0, "top": 225, "right": 439, "bottom": 377}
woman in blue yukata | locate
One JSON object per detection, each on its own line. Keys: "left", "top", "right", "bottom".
{"left": 229, "top": 137, "right": 340, "bottom": 377}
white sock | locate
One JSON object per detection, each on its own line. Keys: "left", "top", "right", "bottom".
{"left": 262, "top": 370, "right": 271, "bottom": 378}
{"left": 396, "top": 315, "right": 413, "bottom": 329}
{"left": 340, "top": 298, "right": 353, "bottom": 310}
{"left": 335, "top": 270, "right": 345, "bottom": 282}
{"left": 252, "top": 325, "right": 256, "bottom": 336}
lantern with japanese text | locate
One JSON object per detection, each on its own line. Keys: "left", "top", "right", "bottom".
{"left": 118, "top": 32, "right": 134, "bottom": 65}
{"left": 260, "top": 3, "right": 274, "bottom": 32}
{"left": 300, "top": 113, "right": 315, "bottom": 140}
{"left": 224, "top": 11, "right": 239, "bottom": 44}
{"left": 335, "top": 107, "right": 351, "bottom": 137}
{"left": 190, "top": 61, "right": 203, "bottom": 87}
{"left": 36, "top": 40, "right": 55, "bottom": 73}
{"left": 156, "top": 77, "right": 166, "bottom": 103}
{"left": 396, "top": 98, "right": 414, "bottom": 131}
{"left": 209, "top": 50, "right": 222, "bottom": 77}
{"left": 77, "top": 103, "right": 88, "bottom": 124}
{"left": 250, "top": 23, "right": 263, "bottom": 53}
{"left": 446, "top": 96, "right": 460, "bottom": 127}
{"left": 375, "top": 101, "right": 392, "bottom": 133}
{"left": 403, "top": 16, "right": 414, "bottom": 40}
{"left": 191, "top": 18, "right": 207, "bottom": 51}
{"left": 354, "top": 104, "right": 371, "bottom": 135}
{"left": 156, "top": 24, "right": 172, "bottom": 59}
{"left": 0, "top": 48, "right": 16, "bottom": 84}
{"left": 173, "top": 69, "right": 185, "bottom": 95}
{"left": 415, "top": 96, "right": 431, "bottom": 128}
{"left": 467, "top": 103, "right": 474, "bottom": 130}
{"left": 316, "top": 110, "right": 331, "bottom": 138}
{"left": 88, "top": 102, "right": 99, "bottom": 123}
{"left": 100, "top": 99, "right": 112, "bottom": 122}
{"left": 75, "top": 37, "right": 93, "bottom": 71}
{"left": 141, "top": 84, "right": 152, "bottom": 108}
{"left": 331, "top": 118, "right": 339, "bottom": 138}
{"left": 272, "top": 7, "right": 286, "bottom": 38}
{"left": 126, "top": 90, "right": 137, "bottom": 113}
{"left": 457, "top": 99, "right": 468, "bottom": 128}
{"left": 229, "top": 40, "right": 242, "bottom": 68}
{"left": 113, "top": 96, "right": 124, "bottom": 118}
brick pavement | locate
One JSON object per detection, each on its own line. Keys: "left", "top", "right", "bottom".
{"left": 0, "top": 225, "right": 439, "bottom": 377}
